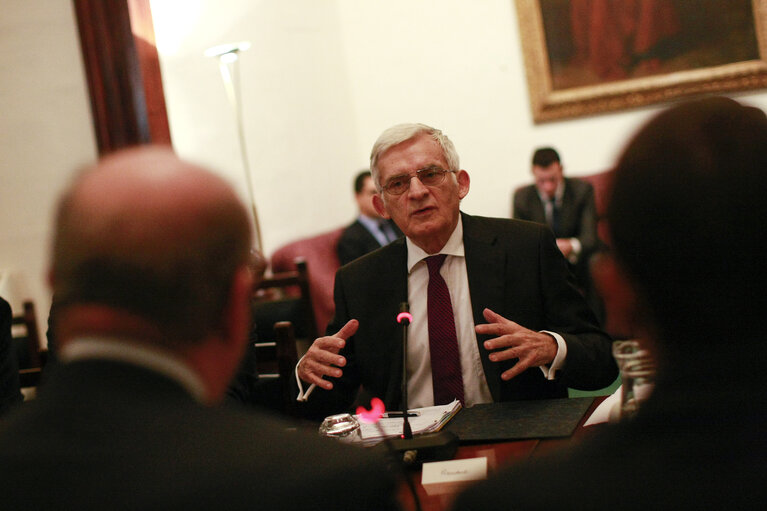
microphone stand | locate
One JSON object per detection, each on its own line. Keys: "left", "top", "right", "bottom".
{"left": 399, "top": 303, "right": 413, "bottom": 440}
{"left": 389, "top": 302, "right": 458, "bottom": 467}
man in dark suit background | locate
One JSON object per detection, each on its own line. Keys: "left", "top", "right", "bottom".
{"left": 453, "top": 97, "right": 767, "bottom": 510}
{"left": 296, "top": 124, "right": 615, "bottom": 418}
{"left": 337, "top": 170, "right": 402, "bottom": 266}
{"left": 513, "top": 147, "right": 602, "bottom": 319}
{"left": 0, "top": 296, "right": 23, "bottom": 416}
{"left": 0, "top": 147, "right": 398, "bottom": 510}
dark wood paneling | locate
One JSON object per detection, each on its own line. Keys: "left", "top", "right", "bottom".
{"left": 73, "top": 0, "right": 170, "bottom": 154}
{"left": 127, "top": 0, "right": 172, "bottom": 146}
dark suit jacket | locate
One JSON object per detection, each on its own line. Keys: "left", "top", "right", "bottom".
{"left": 298, "top": 213, "right": 616, "bottom": 418}
{"left": 0, "top": 358, "right": 398, "bottom": 510}
{"left": 452, "top": 373, "right": 767, "bottom": 510}
{"left": 0, "top": 297, "right": 22, "bottom": 416}
{"left": 337, "top": 218, "right": 402, "bottom": 266}
{"left": 513, "top": 178, "right": 599, "bottom": 278}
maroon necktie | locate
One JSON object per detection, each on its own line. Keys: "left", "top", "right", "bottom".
{"left": 425, "top": 254, "right": 464, "bottom": 405}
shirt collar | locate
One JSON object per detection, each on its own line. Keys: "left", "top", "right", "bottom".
{"left": 60, "top": 337, "right": 208, "bottom": 403}
{"left": 357, "top": 214, "right": 384, "bottom": 231}
{"left": 536, "top": 179, "right": 565, "bottom": 204}
{"left": 406, "top": 215, "right": 465, "bottom": 273}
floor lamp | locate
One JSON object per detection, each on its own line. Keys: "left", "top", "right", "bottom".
{"left": 204, "top": 41, "right": 263, "bottom": 252}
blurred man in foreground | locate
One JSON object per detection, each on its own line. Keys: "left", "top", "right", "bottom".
{"left": 0, "top": 147, "right": 397, "bottom": 510}
{"left": 454, "top": 97, "right": 767, "bottom": 509}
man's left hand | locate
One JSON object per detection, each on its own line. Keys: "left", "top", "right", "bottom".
{"left": 475, "top": 308, "right": 558, "bottom": 381}
{"left": 556, "top": 238, "right": 573, "bottom": 257}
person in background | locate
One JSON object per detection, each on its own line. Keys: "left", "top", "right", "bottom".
{"left": 513, "top": 147, "right": 602, "bottom": 321}
{"left": 0, "top": 146, "right": 398, "bottom": 510}
{"left": 296, "top": 123, "right": 615, "bottom": 419}
{"left": 453, "top": 96, "right": 767, "bottom": 510}
{"left": 0, "top": 296, "right": 23, "bottom": 416}
{"left": 337, "top": 170, "right": 402, "bottom": 266}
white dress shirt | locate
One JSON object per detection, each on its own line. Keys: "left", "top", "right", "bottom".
{"left": 404, "top": 218, "right": 492, "bottom": 407}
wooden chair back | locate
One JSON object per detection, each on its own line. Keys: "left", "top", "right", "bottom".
{"left": 247, "top": 259, "right": 316, "bottom": 415}
{"left": 250, "top": 321, "right": 299, "bottom": 415}
{"left": 11, "top": 300, "right": 44, "bottom": 388}
{"left": 270, "top": 228, "right": 343, "bottom": 335}
{"left": 253, "top": 259, "right": 318, "bottom": 341}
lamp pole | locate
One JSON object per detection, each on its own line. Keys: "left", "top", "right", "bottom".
{"left": 205, "top": 41, "right": 263, "bottom": 252}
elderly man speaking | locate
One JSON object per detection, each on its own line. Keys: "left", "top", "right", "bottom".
{"left": 296, "top": 124, "right": 616, "bottom": 418}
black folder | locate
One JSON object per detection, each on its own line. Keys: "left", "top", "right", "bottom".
{"left": 445, "top": 397, "right": 594, "bottom": 442}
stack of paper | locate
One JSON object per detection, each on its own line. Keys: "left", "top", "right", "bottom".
{"left": 356, "top": 400, "right": 462, "bottom": 442}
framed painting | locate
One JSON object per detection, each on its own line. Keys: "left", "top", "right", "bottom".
{"left": 515, "top": 0, "right": 767, "bottom": 122}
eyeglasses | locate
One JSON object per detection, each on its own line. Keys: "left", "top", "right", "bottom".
{"left": 381, "top": 166, "right": 457, "bottom": 196}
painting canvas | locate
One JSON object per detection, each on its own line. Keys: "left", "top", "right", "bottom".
{"left": 516, "top": 0, "right": 767, "bottom": 122}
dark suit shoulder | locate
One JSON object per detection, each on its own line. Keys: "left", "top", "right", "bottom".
{"left": 336, "top": 238, "right": 406, "bottom": 283}
{"left": 463, "top": 213, "right": 549, "bottom": 242}
{"left": 512, "top": 185, "right": 542, "bottom": 221}
{"left": 337, "top": 220, "right": 382, "bottom": 266}
{"left": 0, "top": 297, "right": 10, "bottom": 322}
{"left": 0, "top": 363, "right": 398, "bottom": 510}
{"left": 339, "top": 219, "right": 368, "bottom": 239}
{"left": 512, "top": 183, "right": 537, "bottom": 202}
{"left": 565, "top": 177, "right": 595, "bottom": 196}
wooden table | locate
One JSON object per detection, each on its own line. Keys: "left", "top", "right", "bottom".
{"left": 398, "top": 397, "right": 606, "bottom": 511}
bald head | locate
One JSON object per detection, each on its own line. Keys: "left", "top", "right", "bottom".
{"left": 51, "top": 146, "right": 253, "bottom": 345}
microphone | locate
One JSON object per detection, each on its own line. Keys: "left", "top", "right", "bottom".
{"left": 397, "top": 303, "right": 414, "bottom": 440}
{"left": 386, "top": 302, "right": 458, "bottom": 467}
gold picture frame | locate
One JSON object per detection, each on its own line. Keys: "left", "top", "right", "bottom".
{"left": 515, "top": 0, "right": 767, "bottom": 123}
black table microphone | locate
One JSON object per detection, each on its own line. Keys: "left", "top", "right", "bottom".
{"left": 387, "top": 302, "right": 458, "bottom": 467}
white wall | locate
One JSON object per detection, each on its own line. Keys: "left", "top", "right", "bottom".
{"left": 0, "top": 1, "right": 97, "bottom": 331}
{"left": 151, "top": 0, "right": 767, "bottom": 257}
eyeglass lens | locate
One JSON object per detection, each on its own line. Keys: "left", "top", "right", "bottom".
{"left": 384, "top": 166, "right": 450, "bottom": 195}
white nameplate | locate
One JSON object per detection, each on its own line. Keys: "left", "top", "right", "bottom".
{"left": 421, "top": 457, "right": 487, "bottom": 485}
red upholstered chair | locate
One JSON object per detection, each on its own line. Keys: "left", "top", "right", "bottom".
{"left": 577, "top": 170, "right": 637, "bottom": 340}
{"left": 270, "top": 227, "right": 344, "bottom": 336}
{"left": 577, "top": 169, "right": 614, "bottom": 247}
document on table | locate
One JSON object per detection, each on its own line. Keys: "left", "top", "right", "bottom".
{"left": 356, "top": 400, "right": 462, "bottom": 442}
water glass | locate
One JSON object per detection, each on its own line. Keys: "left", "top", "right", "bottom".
{"left": 318, "top": 413, "right": 362, "bottom": 443}
{"left": 612, "top": 340, "right": 655, "bottom": 419}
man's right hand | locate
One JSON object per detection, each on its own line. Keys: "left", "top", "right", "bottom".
{"left": 297, "top": 319, "right": 359, "bottom": 390}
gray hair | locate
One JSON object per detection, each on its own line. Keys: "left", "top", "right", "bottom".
{"left": 369, "top": 123, "right": 460, "bottom": 190}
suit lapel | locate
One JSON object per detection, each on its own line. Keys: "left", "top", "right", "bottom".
{"left": 529, "top": 188, "right": 547, "bottom": 224}
{"left": 461, "top": 213, "right": 506, "bottom": 400}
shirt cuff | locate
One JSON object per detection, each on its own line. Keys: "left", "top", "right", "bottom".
{"left": 567, "top": 238, "right": 582, "bottom": 264}
{"left": 538, "top": 331, "right": 567, "bottom": 380}
{"left": 294, "top": 355, "right": 316, "bottom": 401}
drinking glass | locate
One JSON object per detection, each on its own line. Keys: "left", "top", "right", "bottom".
{"left": 318, "top": 413, "right": 362, "bottom": 443}
{"left": 612, "top": 340, "right": 656, "bottom": 419}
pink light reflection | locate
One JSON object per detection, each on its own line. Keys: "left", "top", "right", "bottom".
{"left": 355, "top": 397, "right": 385, "bottom": 424}
{"left": 396, "top": 312, "right": 413, "bottom": 324}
